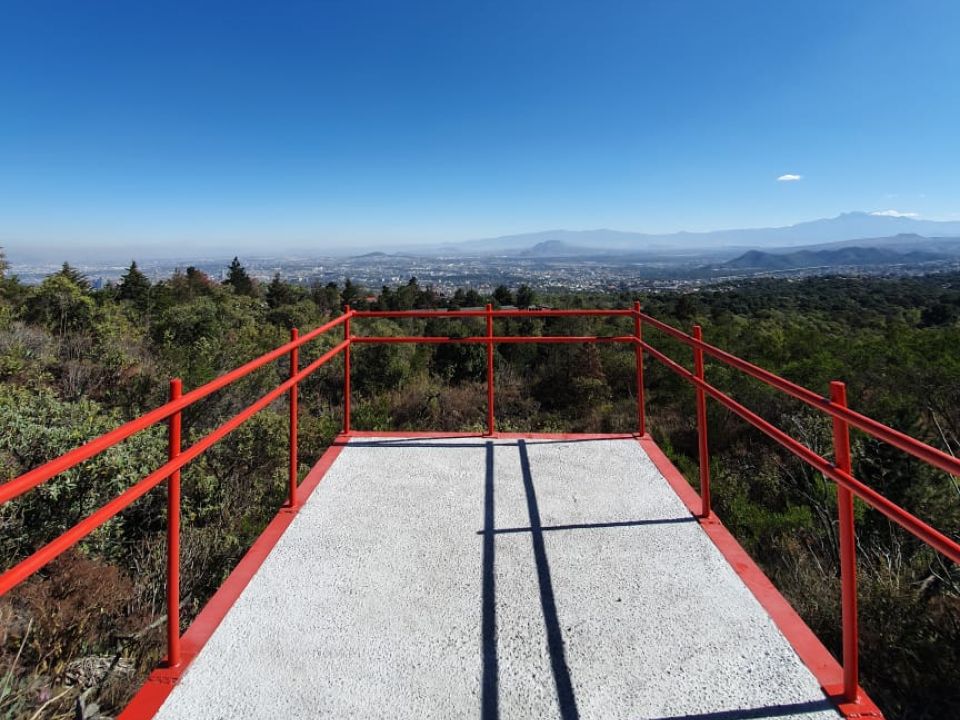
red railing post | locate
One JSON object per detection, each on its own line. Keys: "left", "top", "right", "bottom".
{"left": 486, "top": 303, "right": 495, "bottom": 436}
{"left": 831, "top": 380, "right": 859, "bottom": 703}
{"left": 344, "top": 306, "right": 352, "bottom": 434}
{"left": 634, "top": 301, "right": 645, "bottom": 436}
{"left": 693, "top": 325, "right": 711, "bottom": 518}
{"left": 288, "top": 328, "right": 299, "bottom": 508}
{"left": 166, "top": 378, "right": 182, "bottom": 667}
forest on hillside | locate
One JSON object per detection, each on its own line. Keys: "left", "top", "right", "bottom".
{"left": 1, "top": 256, "right": 958, "bottom": 719}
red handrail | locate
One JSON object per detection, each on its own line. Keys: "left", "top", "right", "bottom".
{"left": 639, "top": 311, "right": 960, "bottom": 479}
{"left": 352, "top": 308, "right": 634, "bottom": 318}
{"left": 0, "top": 337, "right": 349, "bottom": 594}
{"left": 637, "top": 338, "right": 960, "bottom": 561}
{"left": 0, "top": 312, "right": 353, "bottom": 506}
{"left": 1, "top": 303, "right": 957, "bottom": 706}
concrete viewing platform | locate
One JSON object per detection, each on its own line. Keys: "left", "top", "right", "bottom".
{"left": 147, "top": 435, "right": 842, "bottom": 720}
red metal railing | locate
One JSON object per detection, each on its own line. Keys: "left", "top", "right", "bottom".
{"left": 0, "top": 312, "right": 351, "bottom": 670}
{"left": 1, "top": 304, "right": 958, "bottom": 709}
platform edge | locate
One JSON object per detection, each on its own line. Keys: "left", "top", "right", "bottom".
{"left": 636, "top": 435, "right": 884, "bottom": 719}
{"left": 118, "top": 435, "right": 350, "bottom": 720}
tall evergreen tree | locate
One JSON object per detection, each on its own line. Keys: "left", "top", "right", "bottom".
{"left": 492, "top": 284, "right": 514, "bottom": 307}
{"left": 224, "top": 257, "right": 256, "bottom": 297}
{"left": 516, "top": 284, "right": 535, "bottom": 308}
{"left": 341, "top": 278, "right": 362, "bottom": 308}
{"left": 117, "top": 261, "right": 151, "bottom": 304}
{"left": 266, "top": 272, "right": 298, "bottom": 308}
{"left": 57, "top": 262, "right": 90, "bottom": 290}
{"left": 310, "top": 281, "right": 341, "bottom": 313}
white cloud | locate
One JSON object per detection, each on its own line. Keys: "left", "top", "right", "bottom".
{"left": 777, "top": 174, "right": 802, "bottom": 182}
{"left": 871, "top": 209, "right": 919, "bottom": 218}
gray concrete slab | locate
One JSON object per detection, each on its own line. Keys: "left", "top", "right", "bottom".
{"left": 154, "top": 437, "right": 840, "bottom": 720}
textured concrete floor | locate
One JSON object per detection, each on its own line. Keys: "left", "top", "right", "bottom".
{"left": 154, "top": 436, "right": 840, "bottom": 720}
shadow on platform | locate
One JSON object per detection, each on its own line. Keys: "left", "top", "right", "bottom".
{"left": 650, "top": 699, "right": 837, "bottom": 719}
{"left": 482, "top": 439, "right": 582, "bottom": 720}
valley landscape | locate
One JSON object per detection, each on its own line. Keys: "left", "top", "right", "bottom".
{"left": 8, "top": 212, "right": 960, "bottom": 293}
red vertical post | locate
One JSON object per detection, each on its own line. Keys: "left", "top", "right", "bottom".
{"left": 486, "top": 303, "right": 495, "bottom": 436}
{"left": 692, "top": 325, "right": 711, "bottom": 518}
{"left": 831, "top": 380, "right": 859, "bottom": 703}
{"left": 288, "top": 328, "right": 299, "bottom": 508}
{"left": 166, "top": 378, "right": 182, "bottom": 667}
{"left": 344, "top": 306, "right": 352, "bottom": 434}
{"left": 633, "top": 301, "right": 646, "bottom": 436}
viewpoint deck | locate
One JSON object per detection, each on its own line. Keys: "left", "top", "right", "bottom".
{"left": 149, "top": 435, "right": 840, "bottom": 720}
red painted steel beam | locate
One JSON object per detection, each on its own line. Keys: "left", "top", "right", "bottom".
{"left": 344, "top": 307, "right": 352, "bottom": 434}
{"left": 0, "top": 339, "right": 350, "bottom": 597}
{"left": 288, "top": 328, "right": 299, "bottom": 508}
{"left": 350, "top": 335, "right": 637, "bottom": 344}
{"left": 831, "top": 382, "right": 860, "bottom": 703}
{"left": 639, "top": 339, "right": 960, "bottom": 565}
{"left": 353, "top": 309, "right": 634, "bottom": 318}
{"left": 166, "top": 379, "right": 182, "bottom": 668}
{"left": 692, "top": 326, "right": 711, "bottom": 518}
{"left": 0, "top": 312, "right": 354, "bottom": 506}
{"left": 486, "top": 304, "right": 495, "bottom": 435}
{"left": 639, "top": 313, "right": 960, "bottom": 479}
{"left": 633, "top": 301, "right": 646, "bottom": 436}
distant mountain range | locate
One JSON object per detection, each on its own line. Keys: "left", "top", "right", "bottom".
{"left": 726, "top": 246, "right": 951, "bottom": 271}
{"left": 9, "top": 210, "right": 960, "bottom": 265}
{"left": 450, "top": 212, "right": 960, "bottom": 255}
{"left": 519, "top": 240, "right": 598, "bottom": 257}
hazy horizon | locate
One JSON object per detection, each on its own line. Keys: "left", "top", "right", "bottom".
{"left": 6, "top": 209, "right": 960, "bottom": 266}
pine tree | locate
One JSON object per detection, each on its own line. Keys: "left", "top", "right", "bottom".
{"left": 117, "top": 261, "right": 151, "bottom": 304}
{"left": 341, "top": 278, "right": 362, "bottom": 308}
{"left": 224, "top": 257, "right": 256, "bottom": 297}
{"left": 266, "top": 273, "right": 298, "bottom": 308}
{"left": 516, "top": 284, "right": 535, "bottom": 308}
{"left": 57, "top": 262, "right": 91, "bottom": 290}
{"left": 492, "top": 284, "right": 514, "bottom": 307}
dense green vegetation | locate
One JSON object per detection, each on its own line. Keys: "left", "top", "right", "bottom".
{"left": 1, "top": 257, "right": 958, "bottom": 719}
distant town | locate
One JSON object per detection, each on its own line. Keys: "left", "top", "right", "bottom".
{"left": 9, "top": 248, "right": 960, "bottom": 296}
{"left": 9, "top": 212, "right": 960, "bottom": 293}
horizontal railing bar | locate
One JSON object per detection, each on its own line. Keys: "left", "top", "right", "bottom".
{"left": 351, "top": 335, "right": 636, "bottom": 344}
{"left": 638, "top": 315, "right": 960, "bottom": 479}
{"left": 0, "top": 339, "right": 349, "bottom": 597}
{"left": 353, "top": 309, "right": 635, "bottom": 318}
{"left": 0, "top": 313, "right": 353, "bottom": 506}
{"left": 639, "top": 339, "right": 960, "bottom": 564}
{"left": 4, "top": 298, "right": 956, "bottom": 600}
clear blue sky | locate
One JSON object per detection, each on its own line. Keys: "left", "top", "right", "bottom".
{"left": 1, "top": 1, "right": 958, "bottom": 256}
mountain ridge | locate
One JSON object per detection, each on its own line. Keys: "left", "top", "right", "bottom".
{"left": 449, "top": 212, "right": 960, "bottom": 255}
{"left": 726, "top": 246, "right": 949, "bottom": 271}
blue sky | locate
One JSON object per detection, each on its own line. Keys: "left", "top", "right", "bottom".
{"left": 1, "top": 1, "right": 959, "bottom": 255}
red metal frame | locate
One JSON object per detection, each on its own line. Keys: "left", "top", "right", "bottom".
{"left": 344, "top": 305, "right": 352, "bottom": 434}
{"left": 692, "top": 324, "right": 711, "bottom": 518}
{"left": 633, "top": 301, "right": 645, "bottom": 436}
{"left": 3, "top": 304, "right": 959, "bottom": 720}
{"left": 831, "top": 381, "right": 859, "bottom": 703}
{"left": 486, "top": 303, "right": 495, "bottom": 435}
{"left": 166, "top": 379, "right": 182, "bottom": 668}
{"left": 288, "top": 327, "right": 299, "bottom": 508}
